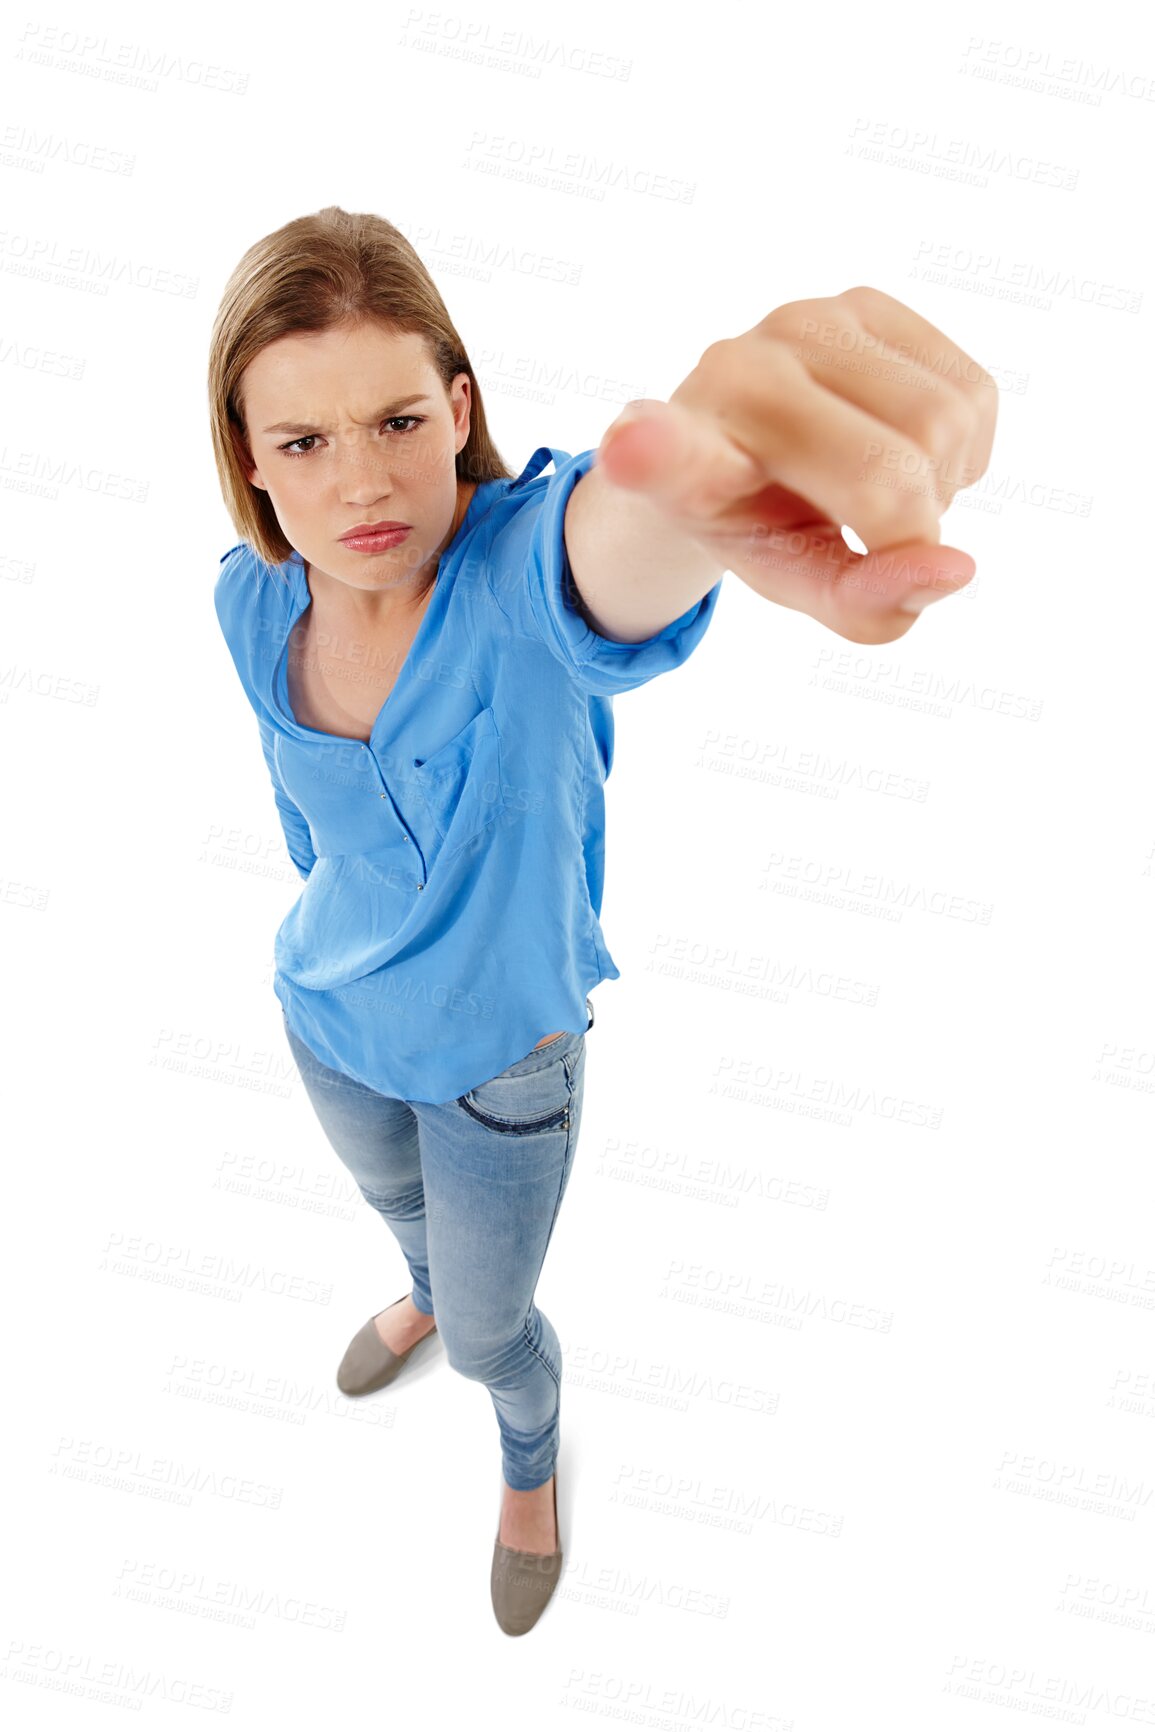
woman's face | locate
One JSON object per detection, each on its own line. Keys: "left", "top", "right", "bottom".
{"left": 240, "top": 319, "right": 472, "bottom": 595}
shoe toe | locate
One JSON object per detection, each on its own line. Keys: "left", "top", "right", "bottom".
{"left": 336, "top": 1316, "right": 402, "bottom": 1396}
{"left": 490, "top": 1541, "right": 563, "bottom": 1635}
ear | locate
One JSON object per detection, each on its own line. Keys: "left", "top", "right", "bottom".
{"left": 455, "top": 408, "right": 472, "bottom": 456}
{"left": 451, "top": 373, "right": 472, "bottom": 454}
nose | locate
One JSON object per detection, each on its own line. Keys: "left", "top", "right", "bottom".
{"left": 336, "top": 439, "right": 398, "bottom": 505}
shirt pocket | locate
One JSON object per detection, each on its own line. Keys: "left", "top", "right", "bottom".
{"left": 411, "top": 705, "right": 509, "bottom": 857}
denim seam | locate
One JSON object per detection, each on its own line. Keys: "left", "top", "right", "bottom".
{"left": 520, "top": 1051, "right": 578, "bottom": 1396}
{"left": 522, "top": 1319, "right": 561, "bottom": 1393}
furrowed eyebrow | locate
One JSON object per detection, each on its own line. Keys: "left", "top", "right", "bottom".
{"left": 262, "top": 394, "right": 433, "bottom": 435}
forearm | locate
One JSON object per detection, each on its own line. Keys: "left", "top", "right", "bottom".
{"left": 562, "top": 458, "right": 725, "bottom": 644}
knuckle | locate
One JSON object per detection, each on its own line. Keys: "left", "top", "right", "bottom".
{"left": 838, "top": 284, "right": 883, "bottom": 313}
{"left": 915, "top": 393, "right": 977, "bottom": 464}
{"left": 696, "top": 335, "right": 743, "bottom": 377}
{"left": 758, "top": 296, "right": 831, "bottom": 336}
{"left": 701, "top": 333, "right": 802, "bottom": 401}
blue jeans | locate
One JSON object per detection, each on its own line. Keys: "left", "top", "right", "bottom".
{"left": 280, "top": 999, "right": 592, "bottom": 1491}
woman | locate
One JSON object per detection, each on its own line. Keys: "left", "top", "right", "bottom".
{"left": 208, "top": 206, "right": 724, "bottom": 1639}
{"left": 208, "top": 207, "right": 993, "bottom": 1637}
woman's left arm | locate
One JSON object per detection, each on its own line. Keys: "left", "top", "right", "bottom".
{"left": 563, "top": 285, "right": 999, "bottom": 649}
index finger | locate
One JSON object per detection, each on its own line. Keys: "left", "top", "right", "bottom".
{"left": 603, "top": 349, "right": 947, "bottom": 551}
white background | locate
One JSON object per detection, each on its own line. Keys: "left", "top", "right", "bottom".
{"left": 3, "top": 0, "right": 1154, "bottom": 1724}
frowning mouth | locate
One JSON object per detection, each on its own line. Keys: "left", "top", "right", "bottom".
{"left": 339, "top": 524, "right": 412, "bottom": 551}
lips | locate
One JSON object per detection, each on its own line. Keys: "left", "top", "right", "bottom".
{"left": 340, "top": 521, "right": 410, "bottom": 539}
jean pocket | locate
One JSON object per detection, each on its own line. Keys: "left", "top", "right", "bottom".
{"left": 456, "top": 1050, "right": 574, "bottom": 1137}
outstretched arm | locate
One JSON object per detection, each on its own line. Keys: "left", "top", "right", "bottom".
{"left": 563, "top": 285, "right": 998, "bottom": 649}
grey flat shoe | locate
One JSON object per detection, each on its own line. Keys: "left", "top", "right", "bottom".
{"left": 491, "top": 1466, "right": 563, "bottom": 1636}
{"left": 336, "top": 1292, "right": 438, "bottom": 1396}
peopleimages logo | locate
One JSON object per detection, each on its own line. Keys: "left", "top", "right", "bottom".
{"left": 759, "top": 852, "right": 994, "bottom": 924}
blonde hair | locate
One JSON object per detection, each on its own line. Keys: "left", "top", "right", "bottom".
{"left": 207, "top": 205, "right": 514, "bottom": 566}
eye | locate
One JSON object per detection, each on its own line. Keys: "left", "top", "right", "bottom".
{"left": 278, "top": 416, "right": 427, "bottom": 458}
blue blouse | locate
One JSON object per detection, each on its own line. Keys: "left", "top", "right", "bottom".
{"left": 213, "top": 445, "right": 722, "bottom": 1104}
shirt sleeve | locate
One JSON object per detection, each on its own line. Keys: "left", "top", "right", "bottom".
{"left": 258, "top": 716, "right": 316, "bottom": 881}
{"left": 214, "top": 543, "right": 316, "bottom": 882}
{"left": 482, "top": 446, "right": 721, "bottom": 697}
